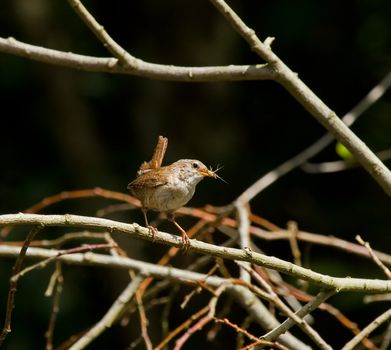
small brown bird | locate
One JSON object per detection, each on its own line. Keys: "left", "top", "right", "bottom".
{"left": 127, "top": 159, "right": 220, "bottom": 250}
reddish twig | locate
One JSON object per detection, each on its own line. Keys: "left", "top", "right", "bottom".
{"left": 287, "top": 221, "right": 302, "bottom": 267}
{"left": 174, "top": 284, "right": 230, "bottom": 350}
{"left": 12, "top": 243, "right": 117, "bottom": 282}
{"left": 0, "top": 188, "right": 139, "bottom": 239}
{"left": 0, "top": 224, "right": 44, "bottom": 345}
{"left": 137, "top": 219, "right": 210, "bottom": 298}
{"left": 180, "top": 264, "right": 219, "bottom": 309}
{"left": 215, "top": 317, "right": 287, "bottom": 349}
{"left": 153, "top": 306, "right": 209, "bottom": 350}
{"left": 239, "top": 339, "right": 290, "bottom": 350}
{"left": 249, "top": 212, "right": 281, "bottom": 231}
{"left": 173, "top": 311, "right": 213, "bottom": 350}
{"left": 135, "top": 290, "right": 153, "bottom": 350}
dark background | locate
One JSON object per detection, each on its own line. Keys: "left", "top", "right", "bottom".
{"left": 0, "top": 0, "right": 390, "bottom": 349}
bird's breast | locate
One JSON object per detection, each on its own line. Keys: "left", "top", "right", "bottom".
{"left": 139, "top": 181, "right": 196, "bottom": 212}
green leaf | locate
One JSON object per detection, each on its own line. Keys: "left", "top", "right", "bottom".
{"left": 335, "top": 142, "right": 355, "bottom": 161}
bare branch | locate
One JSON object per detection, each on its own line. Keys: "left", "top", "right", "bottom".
{"left": 229, "top": 285, "right": 311, "bottom": 349}
{"left": 302, "top": 148, "right": 391, "bottom": 174}
{"left": 0, "top": 37, "right": 274, "bottom": 82}
{"left": 0, "top": 2, "right": 389, "bottom": 347}
{"left": 261, "top": 289, "right": 336, "bottom": 344}
{"left": 210, "top": 0, "right": 391, "bottom": 196}
{"left": 236, "top": 70, "right": 391, "bottom": 202}
{"left": 154, "top": 306, "right": 209, "bottom": 350}
{"left": 0, "top": 224, "right": 44, "bottom": 346}
{"left": 67, "top": 0, "right": 134, "bottom": 64}
{"left": 251, "top": 227, "right": 391, "bottom": 266}
{"left": 287, "top": 221, "right": 302, "bottom": 267}
{"left": 380, "top": 321, "right": 391, "bottom": 350}
{"left": 341, "top": 308, "right": 391, "bottom": 350}
{"left": 45, "top": 262, "right": 64, "bottom": 350}
{"left": 235, "top": 201, "right": 251, "bottom": 282}
{"left": 1, "top": 213, "right": 391, "bottom": 293}
{"left": 0, "top": 243, "right": 319, "bottom": 349}
{"left": 356, "top": 235, "right": 391, "bottom": 280}
{"left": 238, "top": 263, "right": 332, "bottom": 350}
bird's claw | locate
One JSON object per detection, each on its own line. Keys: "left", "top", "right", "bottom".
{"left": 147, "top": 225, "right": 158, "bottom": 242}
{"left": 180, "top": 231, "right": 191, "bottom": 253}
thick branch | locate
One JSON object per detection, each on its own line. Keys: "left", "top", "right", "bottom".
{"left": 209, "top": 0, "right": 391, "bottom": 196}
{"left": 1, "top": 213, "right": 391, "bottom": 293}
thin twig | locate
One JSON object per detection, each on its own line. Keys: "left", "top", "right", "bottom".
{"left": 302, "top": 148, "right": 391, "bottom": 173}
{"left": 180, "top": 264, "right": 219, "bottom": 309}
{"left": 239, "top": 340, "right": 290, "bottom": 350}
{"left": 0, "top": 187, "right": 139, "bottom": 239}
{"left": 214, "top": 317, "right": 288, "bottom": 349}
{"left": 67, "top": 0, "right": 135, "bottom": 65}
{"left": 174, "top": 283, "right": 229, "bottom": 350}
{"left": 31, "top": 232, "right": 107, "bottom": 247}
{"left": 236, "top": 316, "right": 252, "bottom": 349}
{"left": 262, "top": 289, "right": 336, "bottom": 343}
{"left": 342, "top": 308, "right": 391, "bottom": 350}
{"left": 250, "top": 226, "right": 391, "bottom": 266}
{"left": 45, "top": 262, "right": 64, "bottom": 350}
{"left": 214, "top": 317, "right": 259, "bottom": 342}
{"left": 207, "top": 296, "right": 233, "bottom": 341}
{"left": 135, "top": 290, "right": 153, "bottom": 350}
{"left": 154, "top": 306, "right": 209, "bottom": 350}
{"left": 287, "top": 221, "right": 302, "bottom": 267}
{"left": 0, "top": 224, "right": 44, "bottom": 346}
{"left": 380, "top": 321, "right": 391, "bottom": 350}
{"left": 159, "top": 285, "right": 180, "bottom": 350}
{"left": 356, "top": 235, "right": 391, "bottom": 279}
{"left": 12, "top": 243, "right": 117, "bottom": 281}
{"left": 320, "top": 302, "right": 376, "bottom": 350}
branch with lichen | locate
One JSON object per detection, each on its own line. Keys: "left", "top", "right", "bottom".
{"left": 1, "top": 213, "right": 390, "bottom": 293}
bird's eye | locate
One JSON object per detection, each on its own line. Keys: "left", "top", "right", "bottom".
{"left": 192, "top": 162, "right": 199, "bottom": 169}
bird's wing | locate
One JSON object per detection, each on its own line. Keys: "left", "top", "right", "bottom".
{"left": 127, "top": 173, "right": 168, "bottom": 190}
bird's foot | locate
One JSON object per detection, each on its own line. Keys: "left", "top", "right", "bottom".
{"left": 180, "top": 230, "right": 191, "bottom": 253}
{"left": 147, "top": 225, "right": 158, "bottom": 242}
{"left": 168, "top": 216, "right": 191, "bottom": 252}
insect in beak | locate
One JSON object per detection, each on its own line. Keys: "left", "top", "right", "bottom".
{"left": 198, "top": 168, "right": 216, "bottom": 178}
{"left": 207, "top": 165, "right": 227, "bottom": 183}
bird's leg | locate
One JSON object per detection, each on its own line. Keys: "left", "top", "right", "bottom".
{"left": 168, "top": 213, "right": 190, "bottom": 252}
{"left": 142, "top": 208, "right": 158, "bottom": 241}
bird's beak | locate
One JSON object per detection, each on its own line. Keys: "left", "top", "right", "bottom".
{"left": 198, "top": 167, "right": 227, "bottom": 183}
{"left": 198, "top": 168, "right": 218, "bottom": 178}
